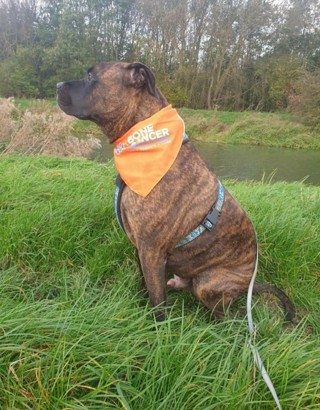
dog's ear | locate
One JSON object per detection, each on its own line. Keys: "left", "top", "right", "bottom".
{"left": 125, "top": 62, "right": 157, "bottom": 96}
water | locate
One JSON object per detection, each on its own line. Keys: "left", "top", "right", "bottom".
{"left": 194, "top": 142, "right": 320, "bottom": 185}
{"left": 94, "top": 140, "right": 320, "bottom": 185}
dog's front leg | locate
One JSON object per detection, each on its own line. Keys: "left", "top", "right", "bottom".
{"left": 137, "top": 242, "right": 167, "bottom": 321}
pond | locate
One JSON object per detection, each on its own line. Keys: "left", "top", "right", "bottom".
{"left": 93, "top": 140, "right": 320, "bottom": 186}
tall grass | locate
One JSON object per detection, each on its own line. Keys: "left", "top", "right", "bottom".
{"left": 0, "top": 156, "right": 320, "bottom": 409}
{"left": 0, "top": 98, "right": 101, "bottom": 157}
{"left": 0, "top": 98, "right": 19, "bottom": 150}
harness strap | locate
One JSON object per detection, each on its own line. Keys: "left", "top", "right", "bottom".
{"left": 114, "top": 175, "right": 126, "bottom": 233}
{"left": 175, "top": 180, "right": 224, "bottom": 248}
{"left": 114, "top": 133, "right": 224, "bottom": 246}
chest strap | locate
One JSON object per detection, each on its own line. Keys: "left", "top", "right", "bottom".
{"left": 175, "top": 180, "right": 224, "bottom": 247}
{"left": 114, "top": 174, "right": 126, "bottom": 233}
{"left": 113, "top": 133, "right": 224, "bottom": 246}
{"left": 114, "top": 176, "right": 224, "bottom": 247}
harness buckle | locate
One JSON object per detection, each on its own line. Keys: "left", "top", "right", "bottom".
{"left": 201, "top": 207, "right": 220, "bottom": 231}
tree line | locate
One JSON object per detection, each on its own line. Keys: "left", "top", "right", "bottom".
{"left": 0, "top": 0, "right": 319, "bottom": 115}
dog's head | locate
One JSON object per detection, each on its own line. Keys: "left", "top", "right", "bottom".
{"left": 57, "top": 62, "right": 167, "bottom": 142}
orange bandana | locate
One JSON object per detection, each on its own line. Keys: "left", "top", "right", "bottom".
{"left": 113, "top": 105, "right": 185, "bottom": 197}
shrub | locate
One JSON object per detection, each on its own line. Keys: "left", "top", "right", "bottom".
{"left": 291, "top": 69, "right": 320, "bottom": 130}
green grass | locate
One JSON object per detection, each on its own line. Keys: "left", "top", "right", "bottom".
{"left": 0, "top": 155, "right": 320, "bottom": 409}
{"left": 14, "top": 98, "right": 57, "bottom": 112}
{"left": 179, "top": 108, "right": 320, "bottom": 150}
{"left": 223, "top": 114, "right": 320, "bottom": 150}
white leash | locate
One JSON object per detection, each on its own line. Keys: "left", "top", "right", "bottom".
{"left": 247, "top": 239, "right": 283, "bottom": 410}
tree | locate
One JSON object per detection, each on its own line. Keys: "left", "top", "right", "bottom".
{"left": 0, "top": 0, "right": 319, "bottom": 115}
{"left": 0, "top": 0, "right": 37, "bottom": 60}
{"left": 292, "top": 68, "right": 320, "bottom": 128}
{"left": 0, "top": 47, "right": 41, "bottom": 97}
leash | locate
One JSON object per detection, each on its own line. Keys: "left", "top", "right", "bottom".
{"left": 247, "top": 238, "right": 283, "bottom": 410}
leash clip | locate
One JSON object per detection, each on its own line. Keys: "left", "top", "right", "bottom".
{"left": 201, "top": 208, "right": 220, "bottom": 231}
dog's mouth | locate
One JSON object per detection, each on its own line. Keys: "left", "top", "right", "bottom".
{"left": 56, "top": 85, "right": 87, "bottom": 119}
{"left": 57, "top": 95, "right": 72, "bottom": 108}
{"left": 56, "top": 81, "right": 97, "bottom": 121}
{"left": 56, "top": 83, "right": 73, "bottom": 109}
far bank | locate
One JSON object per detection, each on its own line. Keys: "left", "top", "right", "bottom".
{"left": 179, "top": 108, "right": 320, "bottom": 150}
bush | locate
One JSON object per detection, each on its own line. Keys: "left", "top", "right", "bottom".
{"left": 290, "top": 69, "right": 320, "bottom": 129}
{"left": 157, "top": 79, "right": 189, "bottom": 107}
{"left": 0, "top": 47, "right": 41, "bottom": 98}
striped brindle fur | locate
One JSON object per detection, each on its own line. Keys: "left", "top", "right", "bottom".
{"left": 57, "top": 61, "right": 295, "bottom": 321}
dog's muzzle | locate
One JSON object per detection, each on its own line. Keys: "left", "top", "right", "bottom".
{"left": 56, "top": 82, "right": 73, "bottom": 108}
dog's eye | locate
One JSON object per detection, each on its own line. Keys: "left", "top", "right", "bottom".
{"left": 87, "top": 72, "right": 94, "bottom": 81}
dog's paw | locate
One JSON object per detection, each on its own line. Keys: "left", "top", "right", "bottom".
{"left": 167, "top": 275, "right": 191, "bottom": 290}
{"left": 167, "top": 278, "right": 176, "bottom": 287}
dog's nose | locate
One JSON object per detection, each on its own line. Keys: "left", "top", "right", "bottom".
{"left": 56, "top": 82, "right": 64, "bottom": 90}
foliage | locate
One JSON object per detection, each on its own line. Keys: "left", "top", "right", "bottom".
{"left": 254, "top": 56, "right": 305, "bottom": 111}
{"left": 0, "top": 47, "right": 41, "bottom": 97}
{"left": 157, "top": 78, "right": 190, "bottom": 107}
{"left": 290, "top": 68, "right": 320, "bottom": 129}
{"left": 0, "top": 155, "right": 319, "bottom": 409}
{"left": 0, "top": 0, "right": 319, "bottom": 119}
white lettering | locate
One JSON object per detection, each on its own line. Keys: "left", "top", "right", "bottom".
{"left": 162, "top": 128, "right": 169, "bottom": 137}
{"left": 125, "top": 124, "right": 170, "bottom": 148}
{"left": 140, "top": 133, "right": 150, "bottom": 142}
{"left": 155, "top": 130, "right": 163, "bottom": 138}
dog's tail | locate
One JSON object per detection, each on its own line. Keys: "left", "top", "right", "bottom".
{"left": 252, "top": 283, "right": 296, "bottom": 322}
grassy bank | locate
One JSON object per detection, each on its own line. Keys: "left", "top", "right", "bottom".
{"left": 0, "top": 155, "right": 320, "bottom": 409}
{"left": 11, "top": 99, "right": 320, "bottom": 150}
{"left": 180, "top": 108, "right": 320, "bottom": 150}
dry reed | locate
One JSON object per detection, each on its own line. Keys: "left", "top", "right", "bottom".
{"left": 0, "top": 99, "right": 101, "bottom": 157}
{"left": 0, "top": 98, "right": 19, "bottom": 147}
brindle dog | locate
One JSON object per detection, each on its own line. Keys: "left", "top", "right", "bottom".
{"left": 57, "top": 62, "right": 294, "bottom": 321}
